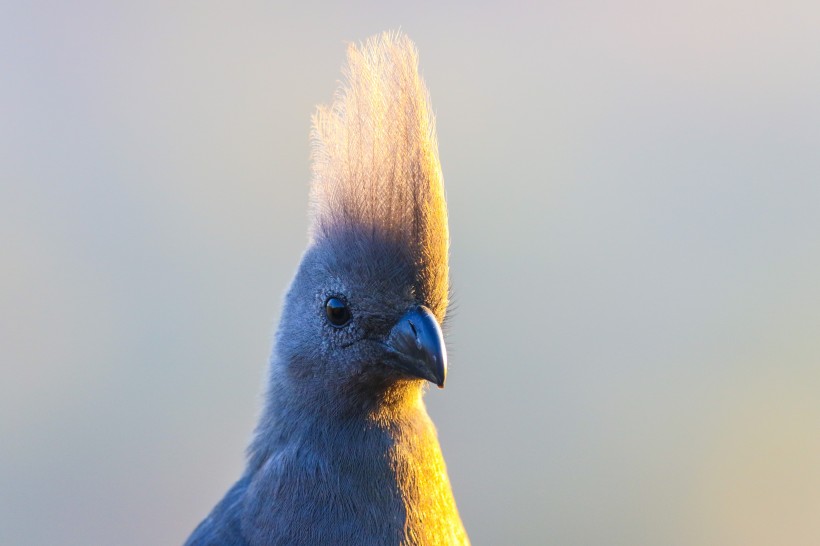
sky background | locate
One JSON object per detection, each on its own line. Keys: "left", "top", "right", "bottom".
{"left": 2, "top": 1, "right": 820, "bottom": 544}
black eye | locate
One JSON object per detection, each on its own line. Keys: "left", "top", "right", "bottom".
{"left": 325, "top": 297, "right": 351, "bottom": 327}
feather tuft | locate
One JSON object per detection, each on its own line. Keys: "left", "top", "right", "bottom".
{"left": 309, "top": 31, "right": 449, "bottom": 316}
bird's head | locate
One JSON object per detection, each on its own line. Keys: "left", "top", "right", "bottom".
{"left": 274, "top": 32, "right": 450, "bottom": 407}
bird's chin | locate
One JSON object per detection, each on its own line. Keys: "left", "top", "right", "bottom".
{"left": 351, "top": 339, "right": 442, "bottom": 390}
{"left": 336, "top": 365, "right": 426, "bottom": 415}
{"left": 351, "top": 361, "right": 421, "bottom": 389}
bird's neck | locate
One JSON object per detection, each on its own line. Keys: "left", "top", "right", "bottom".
{"left": 248, "top": 372, "right": 428, "bottom": 468}
{"left": 242, "top": 372, "right": 466, "bottom": 545}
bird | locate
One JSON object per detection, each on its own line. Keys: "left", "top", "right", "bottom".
{"left": 184, "top": 31, "right": 469, "bottom": 546}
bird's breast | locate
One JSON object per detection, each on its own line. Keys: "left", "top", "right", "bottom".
{"left": 240, "top": 410, "right": 467, "bottom": 545}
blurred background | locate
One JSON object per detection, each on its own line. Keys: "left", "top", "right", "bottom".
{"left": 2, "top": 1, "right": 819, "bottom": 544}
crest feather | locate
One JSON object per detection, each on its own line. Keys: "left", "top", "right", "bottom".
{"left": 309, "top": 31, "right": 449, "bottom": 316}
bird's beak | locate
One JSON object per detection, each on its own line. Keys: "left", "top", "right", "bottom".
{"left": 384, "top": 306, "right": 447, "bottom": 388}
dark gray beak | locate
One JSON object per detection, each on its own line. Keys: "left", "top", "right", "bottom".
{"left": 384, "top": 306, "right": 447, "bottom": 388}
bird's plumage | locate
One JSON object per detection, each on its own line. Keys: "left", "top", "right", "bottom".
{"left": 185, "top": 31, "right": 468, "bottom": 546}
{"left": 310, "top": 31, "right": 449, "bottom": 319}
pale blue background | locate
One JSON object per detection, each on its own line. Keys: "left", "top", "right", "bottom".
{"left": 2, "top": 1, "right": 820, "bottom": 544}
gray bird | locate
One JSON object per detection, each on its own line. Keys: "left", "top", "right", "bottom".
{"left": 185, "top": 31, "right": 469, "bottom": 546}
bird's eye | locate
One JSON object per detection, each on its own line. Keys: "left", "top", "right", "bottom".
{"left": 325, "top": 297, "right": 351, "bottom": 327}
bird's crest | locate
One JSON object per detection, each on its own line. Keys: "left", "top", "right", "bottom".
{"left": 309, "top": 31, "right": 449, "bottom": 316}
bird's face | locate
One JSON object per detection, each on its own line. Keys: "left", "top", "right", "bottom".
{"left": 276, "top": 230, "right": 448, "bottom": 400}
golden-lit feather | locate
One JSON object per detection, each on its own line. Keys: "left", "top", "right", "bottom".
{"left": 309, "top": 31, "right": 449, "bottom": 319}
